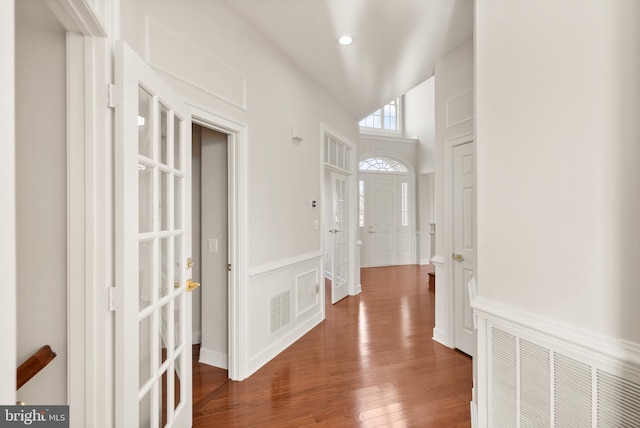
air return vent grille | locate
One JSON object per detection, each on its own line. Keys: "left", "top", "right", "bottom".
{"left": 597, "top": 370, "right": 640, "bottom": 427}
{"left": 270, "top": 291, "right": 291, "bottom": 335}
{"left": 488, "top": 325, "right": 640, "bottom": 427}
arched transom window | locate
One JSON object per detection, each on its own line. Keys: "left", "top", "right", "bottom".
{"left": 359, "top": 156, "right": 408, "bottom": 173}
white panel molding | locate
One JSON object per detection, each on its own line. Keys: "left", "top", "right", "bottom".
{"left": 145, "top": 17, "right": 247, "bottom": 110}
{"left": 295, "top": 269, "right": 319, "bottom": 317}
{"left": 445, "top": 89, "right": 473, "bottom": 128}
{"left": 248, "top": 312, "right": 323, "bottom": 377}
{"left": 199, "top": 347, "right": 228, "bottom": 370}
{"left": 249, "top": 251, "right": 323, "bottom": 279}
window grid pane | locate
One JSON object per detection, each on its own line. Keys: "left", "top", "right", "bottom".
{"left": 360, "top": 99, "right": 400, "bottom": 131}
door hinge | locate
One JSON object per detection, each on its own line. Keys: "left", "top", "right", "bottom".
{"left": 227, "top": 263, "right": 232, "bottom": 272}
{"left": 107, "top": 83, "right": 120, "bottom": 109}
{"left": 104, "top": 286, "right": 122, "bottom": 311}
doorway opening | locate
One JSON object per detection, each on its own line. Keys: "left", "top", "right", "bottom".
{"left": 191, "top": 124, "right": 229, "bottom": 372}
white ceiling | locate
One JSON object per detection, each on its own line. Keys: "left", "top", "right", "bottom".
{"left": 224, "top": 0, "right": 474, "bottom": 119}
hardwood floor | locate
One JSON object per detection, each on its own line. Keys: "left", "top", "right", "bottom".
{"left": 192, "top": 265, "right": 472, "bottom": 427}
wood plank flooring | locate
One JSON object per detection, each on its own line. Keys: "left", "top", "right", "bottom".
{"left": 192, "top": 265, "right": 472, "bottom": 427}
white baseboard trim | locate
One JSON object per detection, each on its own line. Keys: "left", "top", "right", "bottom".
{"left": 354, "top": 283, "right": 362, "bottom": 295}
{"left": 192, "top": 330, "right": 202, "bottom": 345}
{"left": 432, "top": 327, "right": 451, "bottom": 348}
{"left": 248, "top": 312, "right": 323, "bottom": 377}
{"left": 199, "top": 347, "right": 228, "bottom": 370}
{"left": 419, "top": 259, "right": 432, "bottom": 265}
{"left": 324, "top": 270, "right": 332, "bottom": 280}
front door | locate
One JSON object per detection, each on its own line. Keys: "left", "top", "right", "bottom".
{"left": 330, "top": 171, "right": 349, "bottom": 304}
{"left": 452, "top": 142, "right": 476, "bottom": 356}
{"left": 115, "top": 41, "right": 193, "bottom": 427}
{"left": 366, "top": 173, "right": 399, "bottom": 266}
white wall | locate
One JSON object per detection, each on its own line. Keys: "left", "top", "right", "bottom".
{"left": 0, "top": 0, "right": 15, "bottom": 404}
{"left": 432, "top": 38, "right": 474, "bottom": 345}
{"left": 404, "top": 77, "right": 436, "bottom": 263}
{"left": 15, "top": 0, "right": 67, "bottom": 404}
{"left": 199, "top": 127, "right": 229, "bottom": 368}
{"left": 405, "top": 77, "right": 436, "bottom": 175}
{"left": 476, "top": 0, "right": 640, "bottom": 342}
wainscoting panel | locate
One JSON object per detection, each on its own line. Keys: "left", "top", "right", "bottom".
{"left": 475, "top": 297, "right": 640, "bottom": 427}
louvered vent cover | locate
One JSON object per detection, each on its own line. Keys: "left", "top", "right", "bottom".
{"left": 270, "top": 291, "right": 291, "bottom": 335}
{"left": 489, "top": 325, "right": 640, "bottom": 427}
{"left": 491, "top": 328, "right": 517, "bottom": 427}
{"left": 598, "top": 370, "right": 640, "bottom": 427}
{"left": 520, "top": 339, "right": 550, "bottom": 427}
{"left": 554, "top": 353, "right": 592, "bottom": 427}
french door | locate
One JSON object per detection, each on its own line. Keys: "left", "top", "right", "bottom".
{"left": 330, "top": 171, "right": 349, "bottom": 304}
{"left": 115, "top": 41, "right": 193, "bottom": 427}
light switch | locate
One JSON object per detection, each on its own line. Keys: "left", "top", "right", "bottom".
{"left": 207, "top": 238, "right": 219, "bottom": 253}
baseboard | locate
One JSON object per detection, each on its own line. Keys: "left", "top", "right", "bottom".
{"left": 419, "top": 258, "right": 432, "bottom": 265}
{"left": 324, "top": 270, "right": 332, "bottom": 280}
{"left": 199, "top": 347, "right": 228, "bottom": 370}
{"left": 432, "top": 327, "right": 451, "bottom": 348}
{"left": 248, "top": 312, "right": 323, "bottom": 377}
{"left": 354, "top": 283, "right": 362, "bottom": 295}
{"left": 192, "top": 330, "right": 202, "bottom": 345}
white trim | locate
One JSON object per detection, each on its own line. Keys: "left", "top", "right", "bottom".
{"left": 44, "top": 0, "right": 107, "bottom": 37}
{"left": 199, "top": 347, "right": 228, "bottom": 370}
{"left": 188, "top": 103, "right": 249, "bottom": 381}
{"left": 66, "top": 31, "right": 88, "bottom": 426}
{"left": 0, "top": 0, "right": 15, "bottom": 403}
{"left": 359, "top": 133, "right": 418, "bottom": 144}
{"left": 249, "top": 251, "right": 322, "bottom": 278}
{"left": 430, "top": 254, "right": 446, "bottom": 266}
{"left": 473, "top": 296, "right": 640, "bottom": 372}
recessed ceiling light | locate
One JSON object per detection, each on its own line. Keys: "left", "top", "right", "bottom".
{"left": 337, "top": 35, "right": 354, "bottom": 46}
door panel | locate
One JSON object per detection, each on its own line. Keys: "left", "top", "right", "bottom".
{"left": 453, "top": 142, "right": 476, "bottom": 356}
{"left": 115, "top": 41, "right": 192, "bottom": 428}
{"left": 366, "top": 174, "right": 399, "bottom": 266}
{"left": 330, "top": 171, "right": 349, "bottom": 304}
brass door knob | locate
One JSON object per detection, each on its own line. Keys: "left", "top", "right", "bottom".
{"left": 187, "top": 279, "right": 201, "bottom": 292}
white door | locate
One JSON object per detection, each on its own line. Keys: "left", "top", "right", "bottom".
{"left": 367, "top": 174, "right": 399, "bottom": 266}
{"left": 330, "top": 171, "right": 349, "bottom": 304}
{"left": 115, "top": 41, "right": 194, "bottom": 428}
{"left": 452, "top": 142, "right": 476, "bottom": 356}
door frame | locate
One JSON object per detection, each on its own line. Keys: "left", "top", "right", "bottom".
{"left": 189, "top": 104, "right": 248, "bottom": 381}
{"left": 0, "top": 0, "right": 16, "bottom": 403}
{"left": 321, "top": 123, "right": 359, "bottom": 306}
{"left": 433, "top": 132, "right": 475, "bottom": 349}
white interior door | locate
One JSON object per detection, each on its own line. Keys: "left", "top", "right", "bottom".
{"left": 366, "top": 173, "right": 399, "bottom": 266}
{"left": 330, "top": 171, "right": 349, "bottom": 304}
{"left": 452, "top": 142, "right": 476, "bottom": 356}
{"left": 115, "top": 41, "right": 193, "bottom": 428}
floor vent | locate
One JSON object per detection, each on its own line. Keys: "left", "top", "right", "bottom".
{"left": 489, "top": 325, "right": 640, "bottom": 427}
{"left": 270, "top": 291, "right": 291, "bottom": 335}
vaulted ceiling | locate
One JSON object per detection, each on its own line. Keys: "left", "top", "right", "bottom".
{"left": 224, "top": 0, "right": 474, "bottom": 119}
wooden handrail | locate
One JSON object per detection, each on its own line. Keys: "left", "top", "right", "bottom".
{"left": 17, "top": 345, "right": 56, "bottom": 390}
